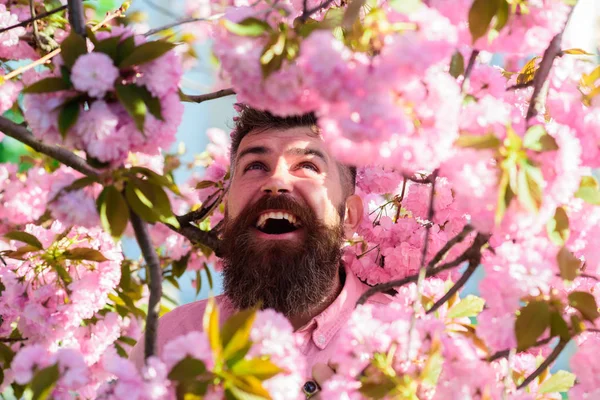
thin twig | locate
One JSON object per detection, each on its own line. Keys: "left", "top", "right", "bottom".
{"left": 182, "top": 88, "right": 236, "bottom": 103}
{"left": 3, "top": 6, "right": 125, "bottom": 81}
{"left": 427, "top": 258, "right": 479, "bottom": 315}
{"left": 506, "top": 81, "right": 534, "bottom": 91}
{"left": 0, "top": 116, "right": 100, "bottom": 178}
{"left": 0, "top": 337, "right": 28, "bottom": 343}
{"left": 299, "top": 0, "right": 336, "bottom": 22}
{"left": 0, "top": 5, "right": 67, "bottom": 35}
{"left": 144, "top": 16, "right": 218, "bottom": 36}
{"left": 29, "top": 0, "right": 41, "bottom": 49}
{"left": 517, "top": 339, "right": 569, "bottom": 390}
{"left": 525, "top": 4, "right": 577, "bottom": 125}
{"left": 461, "top": 49, "right": 480, "bottom": 92}
{"left": 426, "top": 224, "right": 473, "bottom": 271}
{"left": 67, "top": 0, "right": 87, "bottom": 36}
{"left": 129, "top": 211, "right": 162, "bottom": 360}
{"left": 487, "top": 336, "right": 554, "bottom": 362}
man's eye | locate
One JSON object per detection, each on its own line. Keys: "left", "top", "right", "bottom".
{"left": 299, "top": 162, "right": 319, "bottom": 172}
{"left": 244, "top": 162, "right": 266, "bottom": 172}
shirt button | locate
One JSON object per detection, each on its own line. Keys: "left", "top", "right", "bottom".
{"left": 317, "top": 335, "right": 326, "bottom": 345}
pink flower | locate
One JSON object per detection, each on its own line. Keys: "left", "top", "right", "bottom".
{"left": 71, "top": 53, "right": 119, "bottom": 98}
{"left": 0, "top": 5, "right": 24, "bottom": 48}
{"left": 0, "top": 79, "right": 22, "bottom": 114}
{"left": 11, "top": 345, "right": 55, "bottom": 384}
{"left": 162, "top": 331, "right": 214, "bottom": 371}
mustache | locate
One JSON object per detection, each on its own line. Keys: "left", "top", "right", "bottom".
{"left": 228, "top": 194, "right": 316, "bottom": 229}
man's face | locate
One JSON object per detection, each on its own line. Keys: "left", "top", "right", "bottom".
{"left": 219, "top": 127, "right": 354, "bottom": 315}
{"left": 226, "top": 126, "right": 347, "bottom": 235}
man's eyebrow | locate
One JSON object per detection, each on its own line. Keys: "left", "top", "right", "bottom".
{"left": 285, "top": 147, "right": 328, "bottom": 165}
{"left": 236, "top": 146, "right": 272, "bottom": 165}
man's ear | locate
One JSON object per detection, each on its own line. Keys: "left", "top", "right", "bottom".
{"left": 343, "top": 194, "right": 364, "bottom": 238}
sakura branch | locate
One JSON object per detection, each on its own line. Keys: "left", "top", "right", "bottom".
{"left": 0, "top": 4, "right": 67, "bottom": 35}
{"left": 517, "top": 339, "right": 569, "bottom": 390}
{"left": 461, "top": 49, "right": 480, "bottom": 92}
{"left": 181, "top": 88, "right": 236, "bottom": 104}
{"left": 144, "top": 16, "right": 221, "bottom": 37}
{"left": 129, "top": 211, "right": 162, "bottom": 360}
{"left": 487, "top": 336, "right": 555, "bottom": 362}
{"left": 299, "top": 0, "right": 337, "bottom": 22}
{"left": 525, "top": 4, "right": 578, "bottom": 125}
{"left": 67, "top": 0, "right": 86, "bottom": 36}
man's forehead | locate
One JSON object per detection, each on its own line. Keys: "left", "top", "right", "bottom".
{"left": 237, "top": 126, "right": 328, "bottom": 156}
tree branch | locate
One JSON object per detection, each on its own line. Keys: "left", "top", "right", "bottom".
{"left": 67, "top": 0, "right": 87, "bottom": 36}
{"left": 427, "top": 259, "right": 478, "bottom": 315}
{"left": 181, "top": 88, "right": 236, "bottom": 104}
{"left": 525, "top": 5, "right": 577, "bottom": 125}
{"left": 0, "top": 116, "right": 100, "bottom": 178}
{"left": 461, "top": 49, "right": 480, "bottom": 92}
{"left": 129, "top": 211, "right": 163, "bottom": 360}
{"left": 426, "top": 224, "right": 473, "bottom": 271}
{"left": 299, "top": 0, "right": 336, "bottom": 22}
{"left": 144, "top": 16, "right": 218, "bottom": 36}
{"left": 517, "top": 339, "right": 569, "bottom": 390}
{"left": 356, "top": 231, "right": 490, "bottom": 306}
{"left": 0, "top": 5, "right": 67, "bottom": 35}
{"left": 487, "top": 336, "right": 554, "bottom": 362}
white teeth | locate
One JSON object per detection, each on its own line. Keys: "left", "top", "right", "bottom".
{"left": 255, "top": 211, "right": 300, "bottom": 228}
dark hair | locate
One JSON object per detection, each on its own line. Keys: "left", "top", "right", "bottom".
{"left": 230, "top": 105, "right": 357, "bottom": 196}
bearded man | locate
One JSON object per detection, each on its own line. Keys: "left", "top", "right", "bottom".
{"left": 130, "top": 107, "right": 391, "bottom": 397}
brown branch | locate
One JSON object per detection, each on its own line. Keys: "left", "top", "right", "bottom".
{"left": 461, "top": 49, "right": 480, "bottom": 92}
{"left": 426, "top": 224, "right": 474, "bottom": 271}
{"left": 507, "top": 81, "right": 534, "bottom": 91}
{"left": 67, "top": 0, "right": 87, "bottom": 36}
{"left": 0, "top": 337, "right": 28, "bottom": 343}
{"left": 487, "top": 336, "right": 554, "bottom": 362}
{"left": 517, "top": 339, "right": 569, "bottom": 390}
{"left": 525, "top": 5, "right": 577, "bottom": 125}
{"left": 356, "top": 231, "right": 489, "bottom": 306}
{"left": 181, "top": 88, "right": 236, "bottom": 104}
{"left": 129, "top": 211, "right": 162, "bottom": 360}
{"left": 0, "top": 5, "right": 67, "bottom": 35}
{"left": 299, "top": 0, "right": 336, "bottom": 22}
{"left": 427, "top": 259, "right": 478, "bottom": 315}
{"left": 0, "top": 116, "right": 100, "bottom": 178}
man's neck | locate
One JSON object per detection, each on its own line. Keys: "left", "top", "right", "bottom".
{"left": 287, "top": 267, "right": 344, "bottom": 331}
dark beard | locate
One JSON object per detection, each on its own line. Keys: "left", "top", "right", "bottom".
{"left": 220, "top": 194, "right": 345, "bottom": 317}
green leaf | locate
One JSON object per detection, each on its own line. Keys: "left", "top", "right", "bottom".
{"left": 172, "top": 252, "right": 191, "bottom": 278}
{"left": 125, "top": 183, "right": 159, "bottom": 223}
{"left": 64, "top": 247, "right": 110, "bottom": 262}
{"left": 523, "top": 125, "right": 558, "bottom": 152}
{"left": 557, "top": 247, "right": 580, "bottom": 281}
{"left": 221, "top": 308, "right": 258, "bottom": 361}
{"left": 231, "top": 358, "right": 282, "bottom": 380}
{"left": 226, "top": 374, "right": 271, "bottom": 399}
{"left": 196, "top": 180, "right": 216, "bottom": 189}
{"left": 0, "top": 342, "right": 15, "bottom": 365}
{"left": 60, "top": 31, "right": 88, "bottom": 68}
{"left": 574, "top": 176, "right": 600, "bottom": 205}
{"left": 455, "top": 133, "right": 501, "bottom": 149}
{"left": 168, "top": 356, "right": 207, "bottom": 382}
{"left": 359, "top": 377, "right": 397, "bottom": 398}
{"left": 136, "top": 86, "right": 164, "bottom": 121}
{"left": 447, "top": 295, "right": 485, "bottom": 319}
{"left": 3, "top": 244, "right": 41, "bottom": 259}
{"left": 115, "top": 83, "right": 147, "bottom": 134}
{"left": 390, "top": 0, "right": 422, "bottom": 13}
{"left": 129, "top": 167, "right": 179, "bottom": 195}
{"left": 468, "top": 0, "right": 499, "bottom": 43}
{"left": 562, "top": 48, "right": 593, "bottom": 55}
{"left": 116, "top": 35, "right": 136, "bottom": 65}
{"left": 515, "top": 301, "right": 550, "bottom": 351}
{"left": 53, "top": 264, "right": 73, "bottom": 285}
{"left": 538, "top": 370, "right": 576, "bottom": 394}
{"left": 119, "top": 336, "right": 137, "bottom": 346}
{"left": 493, "top": 0, "right": 510, "bottom": 31}
{"left": 125, "top": 179, "right": 179, "bottom": 227}
{"left": 93, "top": 35, "right": 123, "bottom": 61}
{"left": 568, "top": 291, "right": 599, "bottom": 322}
{"left": 4, "top": 231, "right": 44, "bottom": 250}
{"left": 22, "top": 77, "right": 71, "bottom": 94}
{"left": 195, "top": 269, "right": 203, "bottom": 297}
{"left": 516, "top": 161, "right": 544, "bottom": 213}
{"left": 260, "top": 32, "right": 286, "bottom": 78}
{"left": 120, "top": 40, "right": 177, "bottom": 68}
{"left": 547, "top": 207, "right": 570, "bottom": 246}
{"left": 98, "top": 185, "right": 130, "bottom": 238}
{"left": 30, "top": 364, "right": 59, "bottom": 400}
{"left": 120, "top": 261, "right": 131, "bottom": 291}
{"left": 203, "top": 298, "right": 222, "bottom": 361}
{"left": 495, "top": 167, "right": 515, "bottom": 225}
{"left": 59, "top": 176, "right": 97, "bottom": 193}
{"left": 58, "top": 100, "right": 81, "bottom": 139}
{"left": 449, "top": 51, "right": 465, "bottom": 79}
{"left": 549, "top": 311, "right": 570, "bottom": 341}
{"left": 223, "top": 18, "right": 271, "bottom": 37}
{"left": 516, "top": 56, "right": 540, "bottom": 86}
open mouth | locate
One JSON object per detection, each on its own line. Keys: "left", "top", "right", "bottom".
{"left": 255, "top": 211, "right": 302, "bottom": 235}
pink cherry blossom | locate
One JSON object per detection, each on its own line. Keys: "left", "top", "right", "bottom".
{"left": 71, "top": 53, "right": 120, "bottom": 98}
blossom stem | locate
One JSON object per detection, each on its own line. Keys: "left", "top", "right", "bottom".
{"left": 0, "top": 116, "right": 100, "bottom": 178}
{"left": 487, "top": 336, "right": 555, "bottom": 362}
{"left": 461, "top": 49, "right": 480, "bottom": 92}
{"left": 299, "top": 0, "right": 336, "bottom": 22}
{"left": 181, "top": 88, "right": 236, "bottom": 104}
{"left": 129, "top": 211, "right": 163, "bottom": 360}
{"left": 426, "top": 224, "right": 474, "bottom": 271}
{"left": 525, "top": 3, "right": 577, "bottom": 126}
{"left": 144, "top": 16, "right": 222, "bottom": 37}
{"left": 67, "top": 0, "right": 87, "bottom": 36}
{"left": 426, "top": 258, "right": 478, "bottom": 315}
{"left": 0, "top": 5, "right": 67, "bottom": 35}
{"left": 517, "top": 339, "right": 569, "bottom": 390}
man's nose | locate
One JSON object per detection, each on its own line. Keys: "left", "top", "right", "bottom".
{"left": 261, "top": 164, "right": 293, "bottom": 195}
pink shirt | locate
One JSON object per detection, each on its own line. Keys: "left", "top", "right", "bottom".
{"left": 130, "top": 265, "right": 391, "bottom": 378}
